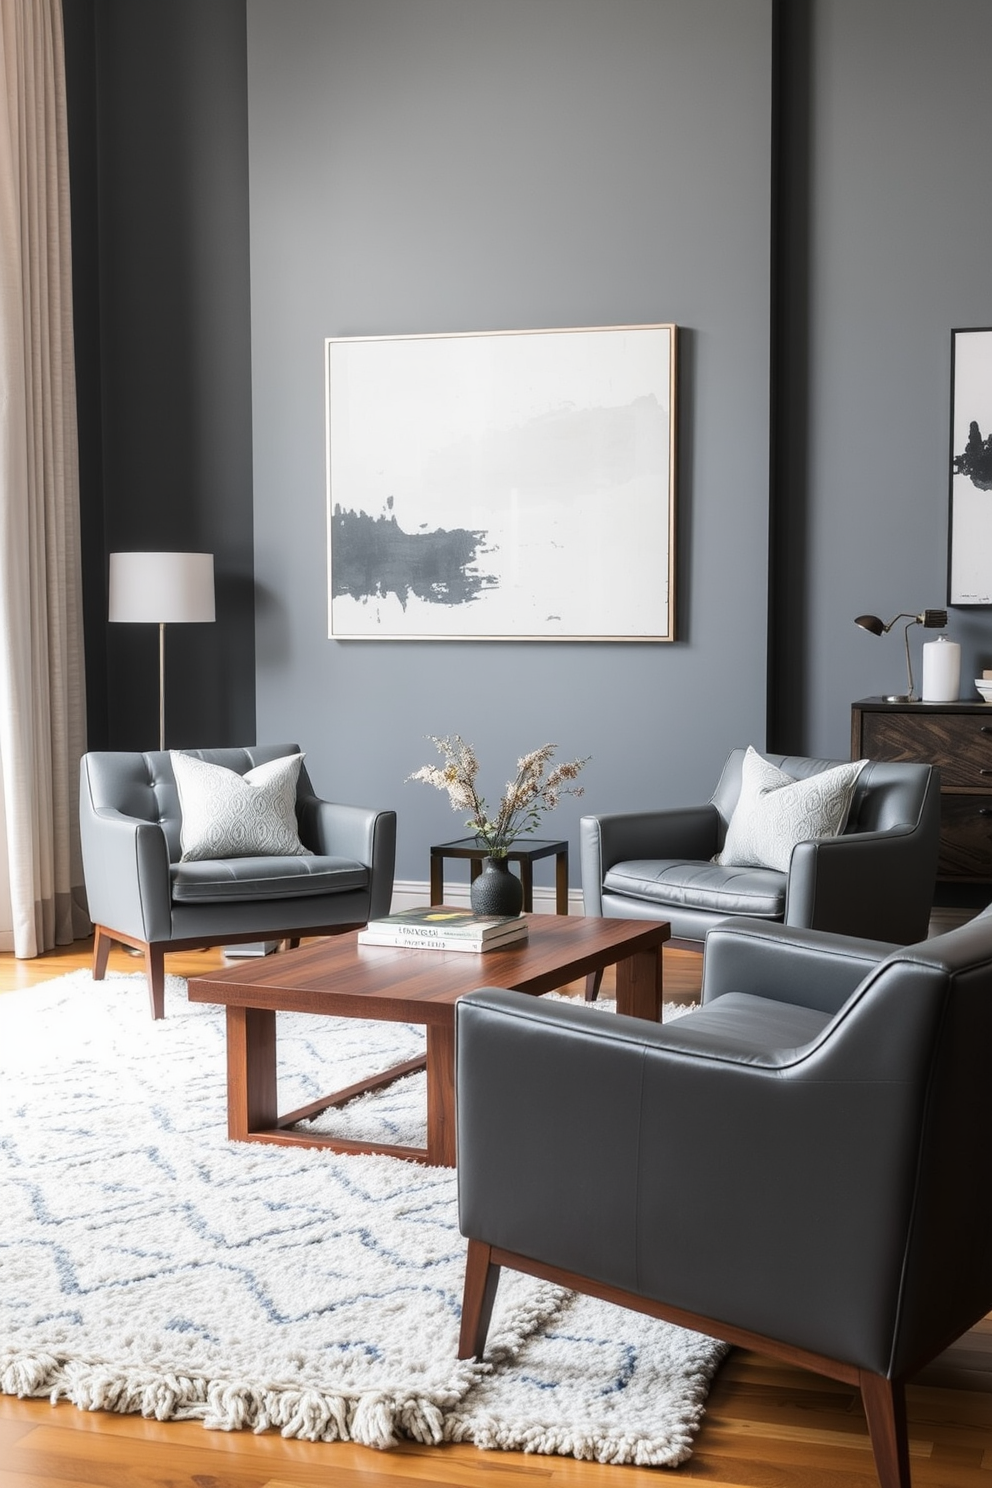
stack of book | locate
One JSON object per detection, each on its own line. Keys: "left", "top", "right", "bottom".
{"left": 357, "top": 906, "right": 529, "bottom": 953}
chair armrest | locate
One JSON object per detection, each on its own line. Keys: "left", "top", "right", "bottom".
{"left": 786, "top": 824, "right": 938, "bottom": 944}
{"left": 701, "top": 918, "right": 897, "bottom": 1014}
{"left": 580, "top": 806, "right": 720, "bottom": 914}
{"left": 298, "top": 800, "right": 397, "bottom": 919}
{"left": 455, "top": 984, "right": 936, "bottom": 1371}
{"left": 78, "top": 807, "right": 173, "bottom": 941}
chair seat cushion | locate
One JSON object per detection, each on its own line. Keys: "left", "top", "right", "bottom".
{"left": 652, "top": 991, "right": 833, "bottom": 1065}
{"left": 171, "top": 855, "right": 368, "bottom": 904}
{"left": 603, "top": 859, "right": 787, "bottom": 918}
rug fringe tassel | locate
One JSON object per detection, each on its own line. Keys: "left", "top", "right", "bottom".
{"left": 0, "top": 1348, "right": 476, "bottom": 1450}
{"left": 1, "top": 1353, "right": 60, "bottom": 1399}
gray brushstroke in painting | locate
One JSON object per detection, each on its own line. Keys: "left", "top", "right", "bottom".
{"left": 331, "top": 496, "right": 498, "bottom": 609}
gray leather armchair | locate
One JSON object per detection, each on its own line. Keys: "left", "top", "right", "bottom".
{"left": 580, "top": 751, "right": 940, "bottom": 950}
{"left": 456, "top": 908, "right": 992, "bottom": 1488}
{"left": 80, "top": 745, "right": 396, "bottom": 1019}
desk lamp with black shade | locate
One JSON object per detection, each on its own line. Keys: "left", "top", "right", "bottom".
{"left": 854, "top": 608, "right": 949, "bottom": 703}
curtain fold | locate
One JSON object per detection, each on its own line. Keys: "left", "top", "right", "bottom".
{"left": 0, "top": 0, "right": 89, "bottom": 957}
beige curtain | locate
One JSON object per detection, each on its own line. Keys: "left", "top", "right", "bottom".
{"left": 0, "top": 0, "right": 89, "bottom": 957}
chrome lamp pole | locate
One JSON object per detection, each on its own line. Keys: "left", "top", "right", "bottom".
{"left": 108, "top": 552, "right": 216, "bottom": 749}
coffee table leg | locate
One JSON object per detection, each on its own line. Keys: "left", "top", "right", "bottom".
{"left": 227, "top": 1005, "right": 278, "bottom": 1140}
{"left": 615, "top": 947, "right": 663, "bottom": 1022}
{"left": 426, "top": 1019, "right": 456, "bottom": 1166}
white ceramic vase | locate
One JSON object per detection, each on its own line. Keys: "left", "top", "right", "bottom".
{"left": 921, "top": 636, "right": 961, "bottom": 703}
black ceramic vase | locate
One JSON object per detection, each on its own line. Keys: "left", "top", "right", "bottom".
{"left": 470, "top": 855, "right": 524, "bottom": 917}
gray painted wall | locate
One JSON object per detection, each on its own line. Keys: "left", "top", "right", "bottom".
{"left": 63, "top": 0, "right": 992, "bottom": 899}
{"left": 797, "top": 0, "right": 992, "bottom": 757}
{"left": 246, "top": 0, "right": 773, "bottom": 885}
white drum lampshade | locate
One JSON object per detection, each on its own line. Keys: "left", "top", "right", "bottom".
{"left": 109, "top": 552, "right": 216, "bottom": 748}
{"left": 109, "top": 551, "right": 215, "bottom": 625}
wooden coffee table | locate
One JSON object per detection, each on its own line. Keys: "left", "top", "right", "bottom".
{"left": 186, "top": 913, "right": 670, "bottom": 1167}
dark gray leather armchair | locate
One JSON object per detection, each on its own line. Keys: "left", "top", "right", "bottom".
{"left": 456, "top": 909, "right": 992, "bottom": 1488}
{"left": 580, "top": 751, "right": 940, "bottom": 950}
{"left": 80, "top": 745, "right": 396, "bottom": 1018}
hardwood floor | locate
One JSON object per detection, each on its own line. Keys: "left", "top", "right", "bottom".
{"left": 1, "top": 938, "right": 990, "bottom": 1487}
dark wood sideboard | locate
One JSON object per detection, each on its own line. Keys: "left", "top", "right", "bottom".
{"left": 851, "top": 697, "right": 992, "bottom": 887}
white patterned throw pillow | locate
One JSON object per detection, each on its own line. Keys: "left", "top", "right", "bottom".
{"left": 171, "top": 752, "right": 313, "bottom": 861}
{"left": 716, "top": 747, "right": 867, "bottom": 874}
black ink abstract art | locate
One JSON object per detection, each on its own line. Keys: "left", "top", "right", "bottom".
{"left": 949, "top": 328, "right": 992, "bottom": 605}
{"left": 331, "top": 498, "right": 497, "bottom": 611}
{"left": 953, "top": 421, "right": 992, "bottom": 493}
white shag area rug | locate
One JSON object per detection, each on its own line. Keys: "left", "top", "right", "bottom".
{"left": 0, "top": 970, "right": 725, "bottom": 1466}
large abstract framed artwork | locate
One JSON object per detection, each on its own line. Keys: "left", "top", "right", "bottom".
{"left": 949, "top": 327, "right": 992, "bottom": 605}
{"left": 325, "top": 324, "right": 677, "bottom": 640}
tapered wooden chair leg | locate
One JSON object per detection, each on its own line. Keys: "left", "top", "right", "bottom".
{"left": 860, "top": 1373, "right": 911, "bottom": 1488}
{"left": 92, "top": 926, "right": 113, "bottom": 981}
{"left": 143, "top": 945, "right": 166, "bottom": 1020}
{"left": 458, "top": 1240, "right": 502, "bottom": 1360}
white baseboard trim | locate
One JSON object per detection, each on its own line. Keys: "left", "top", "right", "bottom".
{"left": 928, "top": 905, "right": 980, "bottom": 936}
{"left": 390, "top": 878, "right": 584, "bottom": 916}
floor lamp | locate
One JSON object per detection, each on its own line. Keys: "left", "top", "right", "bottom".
{"left": 109, "top": 552, "right": 216, "bottom": 750}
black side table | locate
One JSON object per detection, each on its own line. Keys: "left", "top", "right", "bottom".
{"left": 429, "top": 837, "right": 569, "bottom": 915}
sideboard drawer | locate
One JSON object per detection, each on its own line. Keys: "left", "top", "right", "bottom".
{"left": 939, "top": 795, "right": 992, "bottom": 878}
{"left": 859, "top": 709, "right": 992, "bottom": 787}
{"left": 852, "top": 697, "right": 992, "bottom": 887}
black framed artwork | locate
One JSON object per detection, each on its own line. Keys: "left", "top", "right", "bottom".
{"left": 949, "top": 326, "right": 992, "bottom": 605}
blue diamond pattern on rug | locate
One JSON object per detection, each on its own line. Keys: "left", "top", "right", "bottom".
{"left": 0, "top": 971, "right": 725, "bottom": 1464}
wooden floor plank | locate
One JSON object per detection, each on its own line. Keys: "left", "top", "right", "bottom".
{"left": 669, "top": 1452, "right": 883, "bottom": 1486}
{"left": 0, "top": 1474, "right": 106, "bottom": 1488}
{"left": 702, "top": 1417, "right": 930, "bottom": 1458}
{"left": 0, "top": 1419, "right": 37, "bottom": 1452}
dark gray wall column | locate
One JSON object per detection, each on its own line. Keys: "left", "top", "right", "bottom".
{"left": 786, "top": 0, "right": 992, "bottom": 757}
{"left": 64, "top": 0, "right": 256, "bottom": 751}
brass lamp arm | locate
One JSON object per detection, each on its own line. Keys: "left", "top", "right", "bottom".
{"left": 872, "top": 614, "right": 926, "bottom": 701}
{"left": 875, "top": 612, "right": 924, "bottom": 635}
{"left": 899, "top": 616, "right": 920, "bottom": 701}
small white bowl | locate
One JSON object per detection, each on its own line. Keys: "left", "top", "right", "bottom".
{"left": 975, "top": 679, "right": 992, "bottom": 703}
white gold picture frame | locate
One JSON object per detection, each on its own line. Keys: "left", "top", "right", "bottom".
{"left": 325, "top": 323, "right": 677, "bottom": 641}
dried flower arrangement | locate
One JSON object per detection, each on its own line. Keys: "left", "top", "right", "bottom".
{"left": 408, "top": 735, "right": 589, "bottom": 857}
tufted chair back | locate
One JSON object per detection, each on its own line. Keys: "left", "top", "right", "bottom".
{"left": 81, "top": 745, "right": 312, "bottom": 863}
